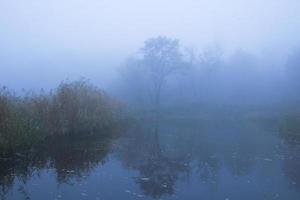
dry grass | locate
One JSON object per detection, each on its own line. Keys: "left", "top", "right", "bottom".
{"left": 0, "top": 80, "right": 124, "bottom": 155}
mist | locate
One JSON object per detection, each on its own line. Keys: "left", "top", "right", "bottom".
{"left": 1, "top": 0, "right": 300, "bottom": 92}
{"left": 1, "top": 1, "right": 300, "bottom": 200}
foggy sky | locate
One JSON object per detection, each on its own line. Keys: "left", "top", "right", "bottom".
{"left": 1, "top": 0, "right": 300, "bottom": 91}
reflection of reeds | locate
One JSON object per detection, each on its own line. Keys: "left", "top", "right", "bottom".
{"left": 280, "top": 114, "right": 300, "bottom": 138}
{"left": 280, "top": 114, "right": 300, "bottom": 145}
{"left": 0, "top": 79, "right": 124, "bottom": 156}
{"left": 0, "top": 133, "right": 117, "bottom": 198}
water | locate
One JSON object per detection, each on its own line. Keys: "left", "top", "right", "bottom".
{"left": 1, "top": 118, "right": 300, "bottom": 200}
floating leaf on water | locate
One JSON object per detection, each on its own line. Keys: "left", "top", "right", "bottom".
{"left": 81, "top": 193, "right": 88, "bottom": 196}
{"left": 263, "top": 158, "right": 272, "bottom": 162}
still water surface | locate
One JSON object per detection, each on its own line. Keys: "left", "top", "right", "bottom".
{"left": 1, "top": 118, "right": 300, "bottom": 200}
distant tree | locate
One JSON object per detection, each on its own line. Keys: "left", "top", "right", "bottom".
{"left": 120, "top": 36, "right": 188, "bottom": 110}
{"left": 185, "top": 45, "right": 224, "bottom": 104}
{"left": 119, "top": 57, "right": 150, "bottom": 107}
{"left": 140, "top": 36, "right": 187, "bottom": 107}
{"left": 286, "top": 48, "right": 300, "bottom": 89}
{"left": 282, "top": 48, "right": 300, "bottom": 106}
{"left": 199, "top": 45, "right": 223, "bottom": 71}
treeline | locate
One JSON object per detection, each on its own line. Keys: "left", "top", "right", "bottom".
{"left": 0, "top": 79, "right": 124, "bottom": 156}
{"left": 116, "top": 36, "right": 300, "bottom": 135}
{"left": 117, "top": 36, "right": 300, "bottom": 111}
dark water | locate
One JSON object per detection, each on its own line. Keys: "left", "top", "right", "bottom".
{"left": 1, "top": 118, "right": 300, "bottom": 200}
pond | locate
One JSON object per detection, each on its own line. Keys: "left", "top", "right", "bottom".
{"left": 1, "top": 118, "right": 300, "bottom": 200}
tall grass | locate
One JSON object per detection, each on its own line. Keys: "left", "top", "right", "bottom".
{"left": 0, "top": 80, "right": 124, "bottom": 156}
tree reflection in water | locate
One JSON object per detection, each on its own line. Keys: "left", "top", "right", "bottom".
{"left": 280, "top": 132, "right": 300, "bottom": 191}
{"left": 116, "top": 121, "right": 189, "bottom": 198}
{"left": 1, "top": 119, "right": 300, "bottom": 199}
{"left": 115, "top": 120, "right": 268, "bottom": 198}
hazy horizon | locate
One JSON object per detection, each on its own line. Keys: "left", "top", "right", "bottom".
{"left": 1, "top": 0, "right": 300, "bottom": 92}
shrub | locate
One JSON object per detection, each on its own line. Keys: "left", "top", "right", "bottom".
{"left": 0, "top": 80, "right": 124, "bottom": 156}
{"left": 45, "top": 80, "right": 123, "bottom": 136}
{"left": 0, "top": 87, "right": 42, "bottom": 154}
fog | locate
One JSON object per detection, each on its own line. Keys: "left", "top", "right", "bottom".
{"left": 1, "top": 0, "right": 300, "bottom": 93}
{"left": 2, "top": 1, "right": 300, "bottom": 199}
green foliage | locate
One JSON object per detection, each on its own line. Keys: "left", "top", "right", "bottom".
{"left": 0, "top": 80, "right": 124, "bottom": 156}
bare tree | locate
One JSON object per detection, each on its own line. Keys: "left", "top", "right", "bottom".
{"left": 119, "top": 36, "right": 190, "bottom": 111}
{"left": 140, "top": 36, "right": 186, "bottom": 108}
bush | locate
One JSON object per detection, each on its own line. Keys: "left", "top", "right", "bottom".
{"left": 46, "top": 80, "right": 123, "bottom": 135}
{"left": 0, "top": 80, "right": 124, "bottom": 156}
{"left": 0, "top": 87, "right": 42, "bottom": 154}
